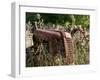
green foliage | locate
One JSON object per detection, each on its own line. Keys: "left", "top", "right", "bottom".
{"left": 75, "top": 15, "right": 90, "bottom": 28}
{"left": 26, "top": 12, "right": 90, "bottom": 29}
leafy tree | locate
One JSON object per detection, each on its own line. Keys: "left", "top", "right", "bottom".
{"left": 26, "top": 12, "right": 90, "bottom": 29}
{"left": 75, "top": 15, "right": 90, "bottom": 28}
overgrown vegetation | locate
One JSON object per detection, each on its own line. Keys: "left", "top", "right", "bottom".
{"left": 26, "top": 13, "right": 90, "bottom": 67}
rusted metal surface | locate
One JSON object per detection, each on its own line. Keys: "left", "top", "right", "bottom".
{"left": 59, "top": 31, "right": 74, "bottom": 64}
{"left": 33, "top": 29, "right": 61, "bottom": 40}
{"left": 33, "top": 29, "right": 74, "bottom": 64}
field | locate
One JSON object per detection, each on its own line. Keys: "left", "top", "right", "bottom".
{"left": 25, "top": 13, "right": 90, "bottom": 67}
